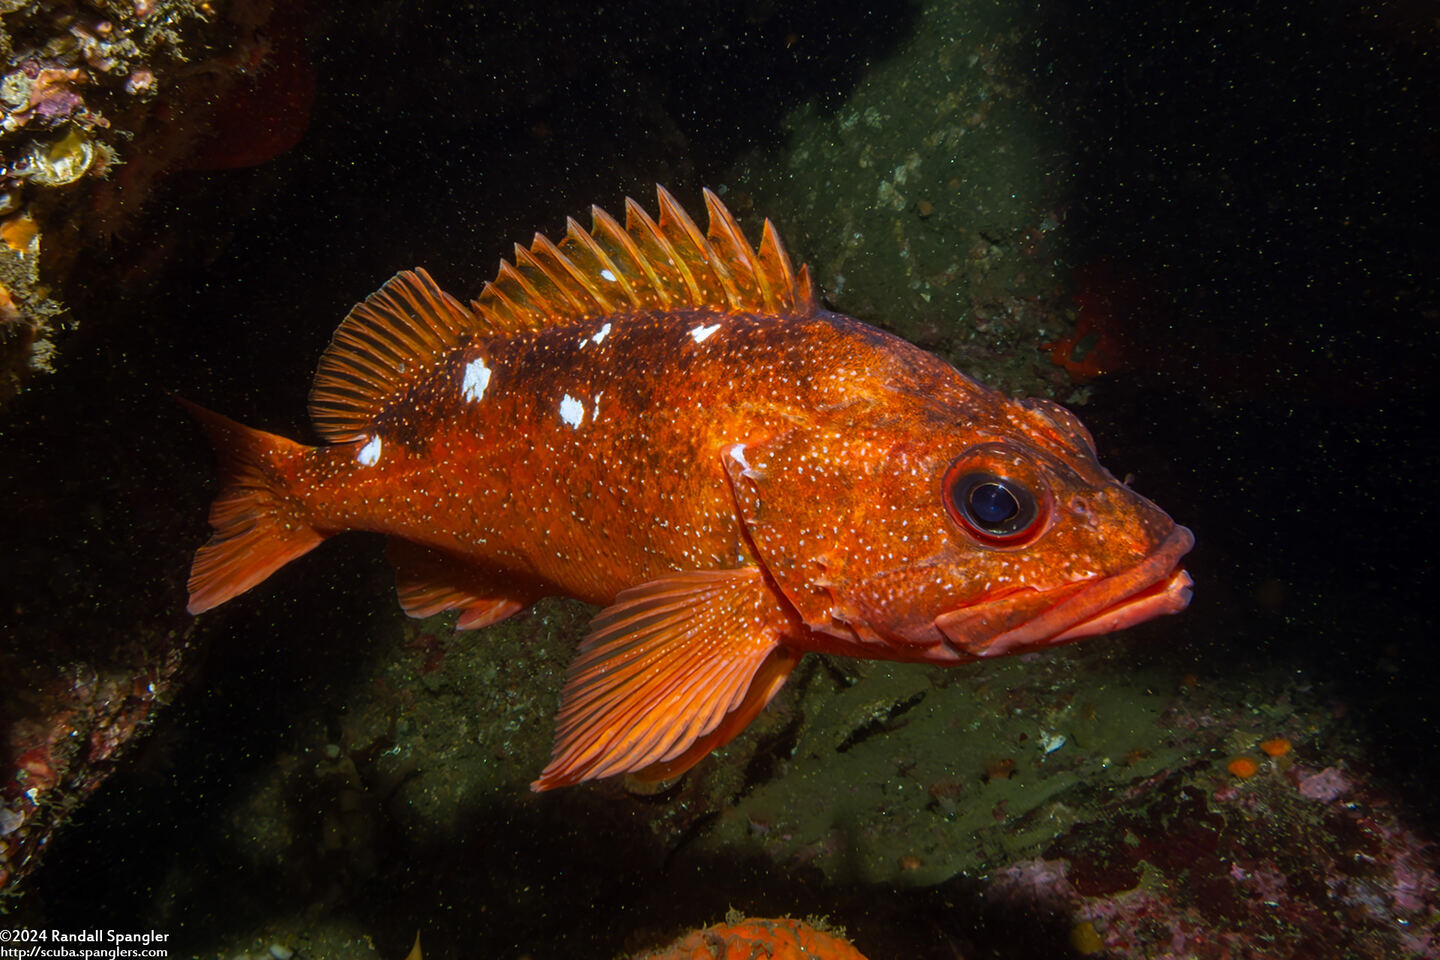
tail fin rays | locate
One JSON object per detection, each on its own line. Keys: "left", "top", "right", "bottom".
{"left": 178, "top": 397, "right": 325, "bottom": 614}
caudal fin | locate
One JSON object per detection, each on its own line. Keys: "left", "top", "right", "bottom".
{"left": 179, "top": 397, "right": 326, "bottom": 614}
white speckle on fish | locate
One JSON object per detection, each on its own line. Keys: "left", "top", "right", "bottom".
{"left": 461, "top": 357, "right": 492, "bottom": 402}
{"left": 559, "top": 394, "right": 585, "bottom": 428}
{"left": 591, "top": 322, "right": 612, "bottom": 345}
{"left": 600, "top": 269, "right": 617, "bottom": 282}
{"left": 727, "top": 443, "right": 762, "bottom": 479}
{"left": 357, "top": 435, "right": 382, "bottom": 466}
{"left": 690, "top": 322, "right": 721, "bottom": 344}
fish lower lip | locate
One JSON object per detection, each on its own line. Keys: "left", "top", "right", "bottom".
{"left": 1046, "top": 564, "right": 1193, "bottom": 645}
{"left": 936, "top": 525, "right": 1195, "bottom": 658}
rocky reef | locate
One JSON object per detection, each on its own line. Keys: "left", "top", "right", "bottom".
{"left": 0, "top": 0, "right": 311, "bottom": 405}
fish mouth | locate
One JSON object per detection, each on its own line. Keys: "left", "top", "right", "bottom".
{"left": 935, "top": 525, "right": 1195, "bottom": 659}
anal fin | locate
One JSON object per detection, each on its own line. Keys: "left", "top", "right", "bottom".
{"left": 387, "top": 539, "right": 529, "bottom": 630}
{"left": 531, "top": 567, "right": 801, "bottom": 791}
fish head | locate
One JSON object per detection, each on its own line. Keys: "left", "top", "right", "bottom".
{"left": 725, "top": 394, "right": 1193, "bottom": 665}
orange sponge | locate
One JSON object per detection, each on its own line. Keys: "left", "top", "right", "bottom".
{"left": 632, "top": 915, "right": 869, "bottom": 960}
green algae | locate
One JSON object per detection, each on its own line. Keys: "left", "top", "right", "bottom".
{"left": 677, "top": 649, "right": 1194, "bottom": 887}
{"left": 733, "top": 0, "right": 1078, "bottom": 401}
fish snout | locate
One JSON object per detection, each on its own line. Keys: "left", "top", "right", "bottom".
{"left": 934, "top": 524, "right": 1194, "bottom": 659}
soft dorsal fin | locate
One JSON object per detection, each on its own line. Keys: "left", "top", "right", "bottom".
{"left": 309, "top": 268, "right": 475, "bottom": 443}
{"left": 308, "top": 187, "right": 815, "bottom": 443}
{"left": 472, "top": 185, "right": 815, "bottom": 331}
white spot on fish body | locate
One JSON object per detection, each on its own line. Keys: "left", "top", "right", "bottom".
{"left": 690, "top": 322, "right": 721, "bottom": 343}
{"left": 727, "top": 442, "right": 763, "bottom": 479}
{"left": 357, "top": 435, "right": 382, "bottom": 466}
{"left": 461, "top": 358, "right": 492, "bottom": 402}
{"left": 591, "top": 322, "right": 612, "bottom": 345}
{"left": 600, "top": 269, "right": 617, "bottom": 282}
{"left": 559, "top": 394, "right": 585, "bottom": 428}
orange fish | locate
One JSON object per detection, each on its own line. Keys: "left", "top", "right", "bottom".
{"left": 183, "top": 186, "right": 1194, "bottom": 791}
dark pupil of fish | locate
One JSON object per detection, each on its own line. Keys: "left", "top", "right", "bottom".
{"left": 969, "top": 482, "right": 1019, "bottom": 527}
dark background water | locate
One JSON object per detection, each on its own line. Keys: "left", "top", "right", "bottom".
{"left": 1040, "top": 0, "right": 1438, "bottom": 748}
{"left": 3, "top": 0, "right": 1436, "bottom": 955}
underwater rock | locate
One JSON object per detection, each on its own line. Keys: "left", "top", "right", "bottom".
{"left": 982, "top": 757, "right": 1440, "bottom": 959}
{"left": 0, "top": 0, "right": 313, "bottom": 408}
{"left": 737, "top": 0, "right": 1076, "bottom": 399}
{"left": 0, "top": 626, "right": 191, "bottom": 891}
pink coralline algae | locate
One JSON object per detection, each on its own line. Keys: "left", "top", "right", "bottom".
{"left": 1296, "top": 765, "right": 1352, "bottom": 803}
{"left": 984, "top": 761, "right": 1440, "bottom": 959}
{"left": 24, "top": 67, "right": 87, "bottom": 119}
{"left": 1390, "top": 849, "right": 1436, "bottom": 914}
{"left": 1, "top": 635, "right": 188, "bottom": 892}
{"left": 985, "top": 858, "right": 1077, "bottom": 914}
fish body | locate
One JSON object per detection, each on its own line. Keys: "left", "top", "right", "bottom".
{"left": 185, "top": 187, "right": 1193, "bottom": 790}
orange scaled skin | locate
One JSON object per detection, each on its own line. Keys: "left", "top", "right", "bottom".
{"left": 291, "top": 308, "right": 1183, "bottom": 662}
{"left": 184, "top": 187, "right": 1192, "bottom": 791}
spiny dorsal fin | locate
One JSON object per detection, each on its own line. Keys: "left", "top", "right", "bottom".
{"left": 308, "top": 188, "right": 815, "bottom": 443}
{"left": 472, "top": 185, "right": 815, "bottom": 330}
{"left": 308, "top": 268, "right": 475, "bottom": 443}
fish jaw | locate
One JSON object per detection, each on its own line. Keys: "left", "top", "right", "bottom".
{"left": 934, "top": 524, "right": 1194, "bottom": 659}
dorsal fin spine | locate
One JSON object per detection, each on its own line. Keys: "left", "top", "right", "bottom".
{"left": 796, "top": 264, "right": 815, "bottom": 314}
{"left": 534, "top": 231, "right": 613, "bottom": 314}
{"left": 703, "top": 189, "right": 759, "bottom": 269}
{"left": 565, "top": 216, "right": 638, "bottom": 309}
{"left": 625, "top": 198, "right": 687, "bottom": 308}
{"left": 595, "top": 204, "right": 667, "bottom": 309}
{"left": 499, "top": 253, "right": 553, "bottom": 326}
{"left": 477, "top": 277, "right": 532, "bottom": 333}
{"left": 656, "top": 185, "right": 726, "bottom": 308}
{"left": 589, "top": 208, "right": 646, "bottom": 283}
{"left": 702, "top": 189, "right": 764, "bottom": 308}
{"left": 703, "top": 245, "right": 744, "bottom": 312}
{"left": 513, "top": 242, "right": 588, "bottom": 317}
{"left": 528, "top": 233, "right": 595, "bottom": 313}
{"left": 581, "top": 210, "right": 645, "bottom": 303}
{"left": 473, "top": 281, "right": 513, "bottom": 330}
{"left": 759, "top": 219, "right": 808, "bottom": 313}
{"left": 671, "top": 187, "right": 745, "bottom": 310}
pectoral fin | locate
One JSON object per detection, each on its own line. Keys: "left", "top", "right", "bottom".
{"left": 531, "top": 567, "right": 801, "bottom": 791}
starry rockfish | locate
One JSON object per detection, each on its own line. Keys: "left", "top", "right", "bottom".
{"left": 183, "top": 186, "right": 1194, "bottom": 790}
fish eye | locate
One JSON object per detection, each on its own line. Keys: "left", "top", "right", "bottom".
{"left": 944, "top": 469, "right": 1043, "bottom": 543}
